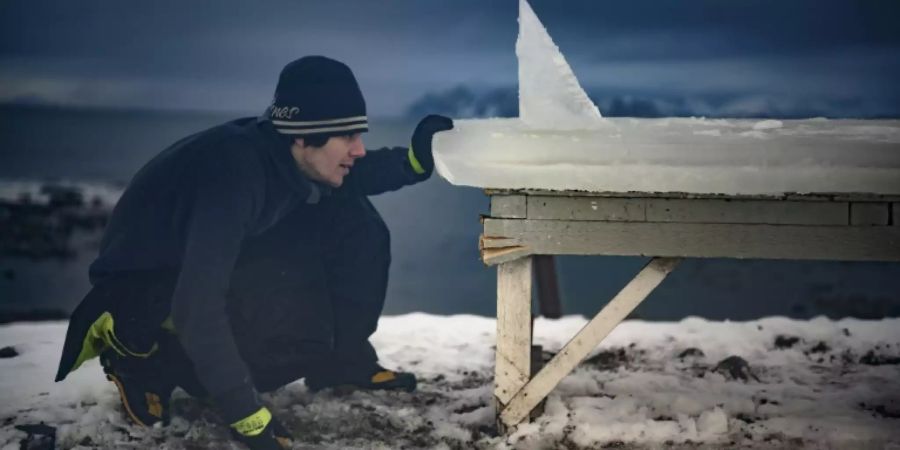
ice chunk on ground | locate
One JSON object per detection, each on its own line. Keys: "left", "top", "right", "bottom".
{"left": 517, "top": 0, "right": 606, "bottom": 130}
{"left": 697, "top": 407, "right": 729, "bottom": 437}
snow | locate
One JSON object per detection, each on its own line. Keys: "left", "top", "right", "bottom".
{"left": 752, "top": 120, "right": 784, "bottom": 131}
{"left": 432, "top": 0, "right": 900, "bottom": 196}
{"left": 2, "top": 314, "right": 899, "bottom": 449}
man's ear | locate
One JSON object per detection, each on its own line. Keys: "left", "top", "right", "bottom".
{"left": 293, "top": 137, "right": 305, "bottom": 148}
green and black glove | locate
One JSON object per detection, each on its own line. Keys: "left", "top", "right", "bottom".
{"left": 409, "top": 114, "right": 454, "bottom": 177}
{"left": 230, "top": 407, "right": 293, "bottom": 450}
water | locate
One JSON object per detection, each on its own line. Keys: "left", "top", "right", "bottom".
{"left": 2, "top": 105, "right": 899, "bottom": 321}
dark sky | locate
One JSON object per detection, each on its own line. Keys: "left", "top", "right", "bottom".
{"left": 2, "top": 0, "right": 899, "bottom": 117}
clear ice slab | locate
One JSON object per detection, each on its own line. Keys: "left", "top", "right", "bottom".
{"left": 434, "top": 118, "right": 900, "bottom": 195}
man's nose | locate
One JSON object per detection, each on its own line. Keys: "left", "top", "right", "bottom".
{"left": 350, "top": 138, "right": 366, "bottom": 158}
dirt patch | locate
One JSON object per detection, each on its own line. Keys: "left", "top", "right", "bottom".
{"left": 678, "top": 348, "right": 705, "bottom": 359}
{"left": 859, "top": 350, "right": 900, "bottom": 366}
{"left": 713, "top": 356, "right": 759, "bottom": 382}
{"left": 584, "top": 347, "right": 646, "bottom": 371}
{"left": 808, "top": 342, "right": 830, "bottom": 354}
{"left": 773, "top": 335, "right": 800, "bottom": 350}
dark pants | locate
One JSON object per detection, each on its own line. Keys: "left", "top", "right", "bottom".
{"left": 62, "top": 193, "right": 391, "bottom": 394}
{"left": 227, "top": 194, "right": 391, "bottom": 391}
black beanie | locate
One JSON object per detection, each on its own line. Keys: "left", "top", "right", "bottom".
{"left": 267, "top": 56, "right": 368, "bottom": 136}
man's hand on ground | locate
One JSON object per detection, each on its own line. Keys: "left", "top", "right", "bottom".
{"left": 410, "top": 114, "right": 454, "bottom": 176}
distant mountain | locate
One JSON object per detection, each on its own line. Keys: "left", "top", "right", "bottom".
{"left": 405, "top": 85, "right": 518, "bottom": 119}
{"left": 406, "top": 85, "right": 900, "bottom": 119}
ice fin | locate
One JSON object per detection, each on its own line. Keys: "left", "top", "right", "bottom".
{"left": 517, "top": 0, "right": 606, "bottom": 130}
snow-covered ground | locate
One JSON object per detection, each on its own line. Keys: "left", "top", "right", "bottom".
{"left": 2, "top": 314, "right": 898, "bottom": 449}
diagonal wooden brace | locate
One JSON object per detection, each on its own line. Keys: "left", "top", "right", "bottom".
{"left": 498, "top": 257, "right": 681, "bottom": 428}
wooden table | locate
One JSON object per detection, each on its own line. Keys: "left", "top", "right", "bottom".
{"left": 482, "top": 189, "right": 900, "bottom": 429}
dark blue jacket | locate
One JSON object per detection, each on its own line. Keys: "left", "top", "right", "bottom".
{"left": 88, "top": 117, "right": 426, "bottom": 421}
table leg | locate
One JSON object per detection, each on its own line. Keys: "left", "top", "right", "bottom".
{"left": 534, "top": 255, "right": 562, "bottom": 319}
{"left": 494, "top": 256, "right": 533, "bottom": 431}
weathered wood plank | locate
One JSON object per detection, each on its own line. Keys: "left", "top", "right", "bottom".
{"left": 495, "top": 257, "right": 533, "bottom": 407}
{"left": 482, "top": 219, "right": 900, "bottom": 263}
{"left": 528, "top": 197, "right": 645, "bottom": 221}
{"left": 485, "top": 188, "right": 900, "bottom": 202}
{"left": 850, "top": 202, "right": 890, "bottom": 226}
{"left": 526, "top": 196, "right": 850, "bottom": 225}
{"left": 491, "top": 195, "right": 527, "bottom": 219}
{"left": 834, "top": 194, "right": 900, "bottom": 202}
{"left": 499, "top": 258, "right": 681, "bottom": 427}
{"left": 483, "top": 247, "right": 531, "bottom": 265}
{"left": 645, "top": 198, "right": 848, "bottom": 225}
{"left": 480, "top": 234, "right": 531, "bottom": 265}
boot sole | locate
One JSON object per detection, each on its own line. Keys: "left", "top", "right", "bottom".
{"left": 107, "top": 373, "right": 156, "bottom": 427}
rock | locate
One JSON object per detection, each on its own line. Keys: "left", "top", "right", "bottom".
{"left": 0, "top": 346, "right": 18, "bottom": 358}
{"left": 713, "top": 356, "right": 759, "bottom": 382}
{"left": 872, "top": 405, "right": 900, "bottom": 419}
{"left": 41, "top": 184, "right": 84, "bottom": 208}
{"left": 585, "top": 348, "right": 628, "bottom": 371}
{"left": 678, "top": 348, "right": 705, "bottom": 359}
{"left": 14, "top": 423, "right": 56, "bottom": 450}
{"left": 476, "top": 424, "right": 499, "bottom": 438}
{"left": 773, "top": 335, "right": 800, "bottom": 349}
{"left": 859, "top": 350, "right": 900, "bottom": 366}
{"left": 809, "top": 341, "right": 830, "bottom": 353}
{"left": 1, "top": 188, "right": 111, "bottom": 260}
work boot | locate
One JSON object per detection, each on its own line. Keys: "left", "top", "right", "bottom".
{"left": 100, "top": 350, "right": 176, "bottom": 427}
{"left": 305, "top": 364, "right": 417, "bottom": 393}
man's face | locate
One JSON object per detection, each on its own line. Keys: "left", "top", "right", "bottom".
{"left": 290, "top": 133, "right": 366, "bottom": 187}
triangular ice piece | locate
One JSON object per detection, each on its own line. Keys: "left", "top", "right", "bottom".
{"left": 517, "top": 0, "right": 606, "bottom": 129}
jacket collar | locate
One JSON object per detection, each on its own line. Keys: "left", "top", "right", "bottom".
{"left": 254, "top": 118, "right": 331, "bottom": 204}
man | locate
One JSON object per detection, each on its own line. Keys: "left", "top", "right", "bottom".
{"left": 54, "top": 56, "right": 453, "bottom": 449}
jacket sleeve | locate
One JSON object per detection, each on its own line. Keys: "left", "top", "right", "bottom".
{"left": 340, "top": 146, "right": 429, "bottom": 196}
{"left": 169, "top": 155, "right": 262, "bottom": 424}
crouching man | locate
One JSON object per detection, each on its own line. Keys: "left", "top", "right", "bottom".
{"left": 54, "top": 55, "right": 453, "bottom": 449}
